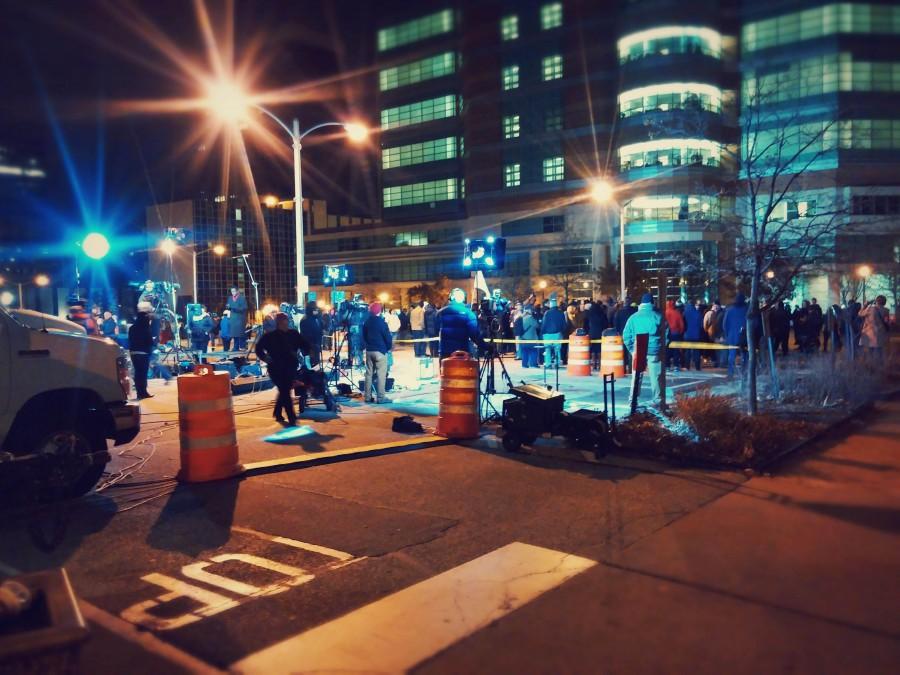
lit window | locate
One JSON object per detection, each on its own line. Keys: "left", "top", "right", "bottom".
{"left": 618, "top": 139, "right": 722, "bottom": 172}
{"left": 542, "top": 54, "right": 563, "bottom": 81}
{"left": 503, "top": 114, "right": 520, "bottom": 139}
{"left": 395, "top": 231, "right": 429, "bottom": 246}
{"left": 501, "top": 14, "right": 519, "bottom": 41}
{"left": 623, "top": 195, "right": 719, "bottom": 223}
{"left": 502, "top": 64, "right": 520, "bottom": 91}
{"left": 543, "top": 156, "right": 564, "bottom": 182}
{"left": 504, "top": 163, "right": 521, "bottom": 187}
{"left": 742, "top": 4, "right": 900, "bottom": 53}
{"left": 618, "top": 26, "right": 722, "bottom": 63}
{"left": 383, "top": 178, "right": 459, "bottom": 208}
{"left": 541, "top": 2, "right": 563, "bottom": 30}
{"left": 379, "top": 52, "right": 456, "bottom": 91}
{"left": 382, "top": 137, "right": 458, "bottom": 169}
{"left": 378, "top": 9, "right": 455, "bottom": 52}
{"left": 380, "top": 95, "right": 459, "bottom": 130}
{"left": 618, "top": 83, "right": 722, "bottom": 117}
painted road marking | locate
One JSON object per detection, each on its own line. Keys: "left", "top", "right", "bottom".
{"left": 232, "top": 541, "right": 596, "bottom": 674}
{"left": 119, "top": 528, "right": 360, "bottom": 631}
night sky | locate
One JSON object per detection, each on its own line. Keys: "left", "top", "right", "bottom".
{"left": 0, "top": 0, "right": 380, "bottom": 246}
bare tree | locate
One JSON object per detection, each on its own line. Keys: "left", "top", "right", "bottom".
{"left": 736, "top": 82, "right": 847, "bottom": 414}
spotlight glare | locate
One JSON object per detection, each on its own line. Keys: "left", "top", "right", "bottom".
{"left": 486, "top": 235, "right": 495, "bottom": 244}
{"left": 212, "top": 244, "right": 226, "bottom": 255}
{"left": 82, "top": 232, "right": 111, "bottom": 260}
{"left": 485, "top": 257, "right": 494, "bottom": 266}
{"left": 463, "top": 257, "right": 472, "bottom": 267}
{"left": 0, "top": 291, "right": 14, "bottom": 306}
{"left": 159, "top": 238, "right": 178, "bottom": 255}
{"left": 343, "top": 122, "right": 369, "bottom": 143}
{"left": 34, "top": 274, "right": 50, "bottom": 287}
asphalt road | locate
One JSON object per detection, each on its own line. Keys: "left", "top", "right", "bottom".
{"left": 0, "top": 365, "right": 743, "bottom": 672}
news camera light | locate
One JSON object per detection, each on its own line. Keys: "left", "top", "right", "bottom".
{"left": 462, "top": 236, "right": 506, "bottom": 272}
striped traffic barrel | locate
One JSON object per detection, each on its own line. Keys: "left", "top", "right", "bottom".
{"left": 600, "top": 329, "right": 626, "bottom": 377}
{"left": 435, "top": 351, "right": 479, "bottom": 439}
{"left": 567, "top": 332, "right": 591, "bottom": 376}
{"left": 176, "top": 364, "right": 242, "bottom": 482}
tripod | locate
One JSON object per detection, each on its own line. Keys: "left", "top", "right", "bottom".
{"left": 326, "top": 327, "right": 358, "bottom": 393}
{"left": 478, "top": 343, "right": 514, "bottom": 422}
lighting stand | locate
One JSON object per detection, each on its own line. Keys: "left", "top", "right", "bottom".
{"left": 326, "top": 327, "right": 359, "bottom": 394}
{"left": 237, "top": 253, "right": 261, "bottom": 321}
{"left": 478, "top": 345, "right": 514, "bottom": 423}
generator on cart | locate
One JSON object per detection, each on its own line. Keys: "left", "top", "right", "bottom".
{"left": 497, "top": 376, "right": 616, "bottom": 459}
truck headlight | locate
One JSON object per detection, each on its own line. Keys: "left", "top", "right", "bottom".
{"left": 117, "top": 355, "right": 131, "bottom": 399}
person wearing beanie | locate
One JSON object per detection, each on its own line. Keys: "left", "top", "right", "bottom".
{"left": 437, "top": 288, "right": 485, "bottom": 359}
{"left": 540, "top": 298, "right": 567, "bottom": 367}
{"left": 362, "top": 302, "right": 393, "bottom": 403}
{"left": 255, "top": 312, "right": 311, "bottom": 425}
{"left": 622, "top": 293, "right": 669, "bottom": 408}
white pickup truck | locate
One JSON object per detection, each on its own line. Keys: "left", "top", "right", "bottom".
{"left": 0, "top": 306, "right": 140, "bottom": 499}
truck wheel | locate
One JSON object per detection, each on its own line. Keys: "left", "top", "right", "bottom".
{"left": 28, "top": 425, "right": 108, "bottom": 499}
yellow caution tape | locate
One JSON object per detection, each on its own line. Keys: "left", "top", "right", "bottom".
{"left": 395, "top": 336, "right": 739, "bottom": 349}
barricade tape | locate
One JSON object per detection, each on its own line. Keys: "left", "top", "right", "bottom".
{"left": 396, "top": 336, "right": 739, "bottom": 349}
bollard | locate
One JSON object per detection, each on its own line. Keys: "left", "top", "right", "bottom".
{"left": 176, "top": 363, "right": 242, "bottom": 482}
{"left": 566, "top": 333, "right": 592, "bottom": 377}
{"left": 435, "top": 351, "right": 479, "bottom": 439}
{"left": 600, "top": 329, "right": 626, "bottom": 378}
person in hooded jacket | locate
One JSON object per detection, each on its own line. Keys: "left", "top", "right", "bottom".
{"left": 682, "top": 299, "right": 704, "bottom": 370}
{"left": 189, "top": 306, "right": 214, "bottom": 354}
{"left": 723, "top": 293, "right": 749, "bottom": 378}
{"left": 622, "top": 293, "right": 668, "bottom": 407}
{"left": 299, "top": 301, "right": 324, "bottom": 367}
{"left": 664, "top": 300, "right": 686, "bottom": 371}
{"left": 438, "top": 289, "right": 484, "bottom": 359}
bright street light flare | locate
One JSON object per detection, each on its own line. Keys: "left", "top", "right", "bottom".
{"left": 589, "top": 179, "right": 615, "bottom": 204}
{"left": 343, "top": 122, "right": 369, "bottom": 143}
{"left": 205, "top": 79, "right": 251, "bottom": 124}
{"left": 159, "top": 238, "right": 178, "bottom": 255}
{"left": 0, "top": 291, "right": 14, "bottom": 306}
{"left": 857, "top": 264, "right": 873, "bottom": 278}
{"left": 212, "top": 244, "right": 226, "bottom": 255}
{"left": 34, "top": 274, "right": 50, "bottom": 287}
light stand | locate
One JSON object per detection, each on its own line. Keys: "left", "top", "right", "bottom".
{"left": 236, "top": 253, "right": 261, "bottom": 320}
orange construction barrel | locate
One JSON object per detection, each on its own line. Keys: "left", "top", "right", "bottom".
{"left": 435, "top": 351, "right": 479, "bottom": 439}
{"left": 176, "top": 364, "right": 242, "bottom": 482}
{"left": 567, "top": 332, "right": 591, "bottom": 377}
{"left": 600, "top": 329, "right": 626, "bottom": 378}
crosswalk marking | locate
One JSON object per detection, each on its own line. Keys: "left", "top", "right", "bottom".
{"left": 232, "top": 541, "right": 596, "bottom": 674}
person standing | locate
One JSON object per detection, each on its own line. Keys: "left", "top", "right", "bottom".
{"left": 664, "top": 299, "right": 686, "bottom": 371}
{"left": 723, "top": 293, "right": 749, "bottom": 378}
{"left": 584, "top": 298, "right": 609, "bottom": 370}
{"left": 622, "top": 293, "right": 668, "bottom": 408}
{"left": 858, "top": 295, "right": 890, "bottom": 357}
{"left": 520, "top": 308, "right": 541, "bottom": 368}
{"left": 189, "top": 306, "right": 213, "bottom": 354}
{"left": 437, "top": 289, "right": 484, "bottom": 359}
{"left": 255, "top": 313, "right": 310, "bottom": 426}
{"left": 769, "top": 301, "right": 791, "bottom": 357}
{"left": 226, "top": 287, "right": 248, "bottom": 350}
{"left": 540, "top": 299, "right": 566, "bottom": 367}
{"left": 128, "top": 310, "right": 154, "bottom": 400}
{"left": 682, "top": 299, "right": 703, "bottom": 370}
{"left": 409, "top": 302, "right": 426, "bottom": 357}
{"left": 100, "top": 310, "right": 118, "bottom": 338}
{"left": 424, "top": 301, "right": 440, "bottom": 358}
{"left": 299, "top": 301, "right": 324, "bottom": 367}
{"left": 362, "top": 302, "right": 393, "bottom": 403}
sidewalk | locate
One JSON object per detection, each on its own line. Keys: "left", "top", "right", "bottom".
{"left": 427, "top": 396, "right": 900, "bottom": 674}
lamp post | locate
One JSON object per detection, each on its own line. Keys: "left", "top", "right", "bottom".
{"left": 204, "top": 83, "right": 368, "bottom": 307}
{"left": 857, "top": 264, "right": 873, "bottom": 304}
{"left": 588, "top": 179, "right": 628, "bottom": 301}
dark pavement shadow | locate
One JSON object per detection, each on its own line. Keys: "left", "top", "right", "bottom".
{"left": 795, "top": 502, "right": 900, "bottom": 535}
{"left": 813, "top": 455, "right": 897, "bottom": 472}
{"left": 261, "top": 430, "right": 343, "bottom": 451}
{"left": 0, "top": 494, "right": 118, "bottom": 572}
{"left": 146, "top": 479, "right": 241, "bottom": 557}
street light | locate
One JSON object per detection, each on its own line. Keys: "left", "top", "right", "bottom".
{"left": 8, "top": 274, "right": 52, "bottom": 310}
{"left": 588, "top": 178, "right": 625, "bottom": 301}
{"left": 538, "top": 279, "right": 548, "bottom": 302}
{"left": 81, "top": 232, "right": 111, "bottom": 260}
{"left": 858, "top": 264, "right": 873, "bottom": 303}
{"left": 203, "top": 80, "right": 369, "bottom": 306}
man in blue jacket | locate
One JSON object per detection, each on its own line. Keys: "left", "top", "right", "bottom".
{"left": 362, "top": 302, "right": 393, "bottom": 403}
{"left": 539, "top": 298, "right": 567, "bottom": 367}
{"left": 682, "top": 299, "right": 704, "bottom": 370}
{"left": 438, "top": 288, "right": 485, "bottom": 359}
{"left": 723, "top": 292, "right": 749, "bottom": 378}
{"left": 622, "top": 293, "right": 668, "bottom": 407}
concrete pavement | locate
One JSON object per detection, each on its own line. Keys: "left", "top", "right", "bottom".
{"left": 1, "top": 350, "right": 896, "bottom": 673}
